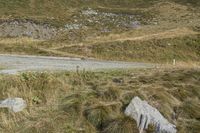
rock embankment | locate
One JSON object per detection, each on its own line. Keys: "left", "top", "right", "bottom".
{"left": 0, "top": 19, "right": 58, "bottom": 40}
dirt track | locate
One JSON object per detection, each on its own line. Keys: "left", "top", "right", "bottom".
{"left": 52, "top": 27, "right": 199, "bottom": 50}
{"left": 0, "top": 54, "right": 154, "bottom": 74}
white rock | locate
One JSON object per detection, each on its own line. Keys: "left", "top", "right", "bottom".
{"left": 82, "top": 8, "right": 98, "bottom": 15}
{"left": 64, "top": 24, "right": 82, "bottom": 30}
{"left": 0, "top": 98, "right": 26, "bottom": 112}
{"left": 125, "top": 97, "right": 177, "bottom": 133}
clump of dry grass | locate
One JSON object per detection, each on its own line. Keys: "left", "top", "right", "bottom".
{"left": 61, "top": 94, "right": 83, "bottom": 115}
{"left": 181, "top": 98, "right": 200, "bottom": 119}
{"left": 84, "top": 105, "right": 113, "bottom": 130}
{"left": 0, "top": 65, "right": 5, "bottom": 70}
{"left": 102, "top": 116, "right": 138, "bottom": 133}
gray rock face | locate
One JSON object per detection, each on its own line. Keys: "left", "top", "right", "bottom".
{"left": 125, "top": 97, "right": 177, "bottom": 133}
{"left": 0, "top": 98, "right": 26, "bottom": 112}
{"left": 0, "top": 20, "right": 58, "bottom": 40}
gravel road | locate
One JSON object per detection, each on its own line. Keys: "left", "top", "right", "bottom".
{"left": 0, "top": 54, "right": 154, "bottom": 74}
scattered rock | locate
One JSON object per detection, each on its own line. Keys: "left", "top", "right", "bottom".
{"left": 112, "top": 78, "right": 124, "bottom": 84}
{"left": 101, "top": 28, "right": 111, "bottom": 33}
{"left": 127, "top": 21, "right": 141, "bottom": 28}
{"left": 80, "top": 8, "right": 141, "bottom": 30}
{"left": 0, "top": 19, "right": 58, "bottom": 40}
{"left": 82, "top": 8, "right": 98, "bottom": 15}
{"left": 0, "top": 98, "right": 26, "bottom": 112}
{"left": 64, "top": 24, "right": 82, "bottom": 30}
{"left": 125, "top": 96, "right": 177, "bottom": 133}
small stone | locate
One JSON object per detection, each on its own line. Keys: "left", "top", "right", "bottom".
{"left": 0, "top": 98, "right": 27, "bottom": 112}
{"left": 112, "top": 78, "right": 123, "bottom": 84}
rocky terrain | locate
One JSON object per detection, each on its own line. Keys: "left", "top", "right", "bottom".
{"left": 0, "top": 19, "right": 58, "bottom": 40}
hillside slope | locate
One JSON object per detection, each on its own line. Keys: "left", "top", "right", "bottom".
{"left": 0, "top": 0, "right": 199, "bottom": 63}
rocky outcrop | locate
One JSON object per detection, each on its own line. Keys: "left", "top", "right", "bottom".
{"left": 0, "top": 19, "right": 58, "bottom": 40}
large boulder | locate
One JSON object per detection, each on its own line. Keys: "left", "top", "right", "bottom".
{"left": 125, "top": 96, "right": 176, "bottom": 133}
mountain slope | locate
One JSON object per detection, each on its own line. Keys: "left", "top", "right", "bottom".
{"left": 0, "top": 0, "right": 199, "bottom": 63}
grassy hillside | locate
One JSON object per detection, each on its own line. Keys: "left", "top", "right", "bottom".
{"left": 0, "top": 0, "right": 199, "bottom": 27}
{"left": 59, "top": 34, "right": 200, "bottom": 63}
{"left": 0, "top": 68, "right": 199, "bottom": 132}
{"left": 0, "top": 33, "right": 199, "bottom": 63}
{"left": 0, "top": 0, "right": 199, "bottom": 63}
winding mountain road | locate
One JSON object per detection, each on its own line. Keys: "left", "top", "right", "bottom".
{"left": 0, "top": 54, "right": 154, "bottom": 74}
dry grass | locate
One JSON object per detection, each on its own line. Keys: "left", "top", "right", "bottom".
{"left": 59, "top": 34, "right": 200, "bottom": 63}
{"left": 0, "top": 1, "right": 199, "bottom": 64}
{"left": 0, "top": 29, "right": 199, "bottom": 63}
{"left": 159, "top": 61, "right": 200, "bottom": 69}
{"left": 0, "top": 68, "right": 199, "bottom": 132}
{"left": 56, "top": 27, "right": 197, "bottom": 48}
{"left": 0, "top": 37, "right": 40, "bottom": 45}
{"left": 0, "top": 66, "right": 5, "bottom": 70}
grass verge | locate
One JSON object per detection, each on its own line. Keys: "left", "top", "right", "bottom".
{"left": 0, "top": 68, "right": 199, "bottom": 132}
